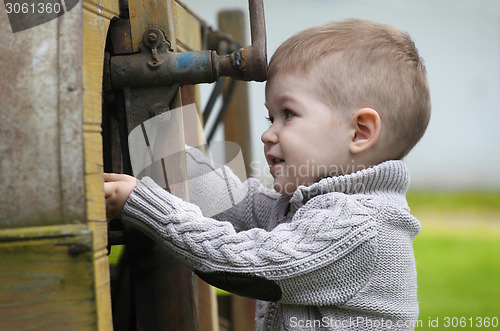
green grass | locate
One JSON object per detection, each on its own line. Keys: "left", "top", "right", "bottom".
{"left": 108, "top": 244, "right": 124, "bottom": 265}
{"left": 409, "top": 192, "right": 500, "bottom": 329}
{"left": 407, "top": 191, "right": 500, "bottom": 213}
{"left": 414, "top": 229, "right": 500, "bottom": 327}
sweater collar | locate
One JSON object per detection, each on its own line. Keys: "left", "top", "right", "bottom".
{"left": 288, "top": 160, "right": 410, "bottom": 210}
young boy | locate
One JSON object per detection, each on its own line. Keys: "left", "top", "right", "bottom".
{"left": 105, "top": 18, "right": 430, "bottom": 330}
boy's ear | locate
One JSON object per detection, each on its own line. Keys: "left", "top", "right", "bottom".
{"left": 350, "top": 108, "right": 381, "bottom": 154}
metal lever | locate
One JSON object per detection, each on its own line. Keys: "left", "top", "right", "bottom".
{"left": 108, "top": 0, "right": 267, "bottom": 90}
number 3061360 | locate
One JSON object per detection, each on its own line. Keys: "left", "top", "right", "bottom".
{"left": 5, "top": 2, "right": 62, "bottom": 14}
{"left": 444, "top": 317, "right": 499, "bottom": 328}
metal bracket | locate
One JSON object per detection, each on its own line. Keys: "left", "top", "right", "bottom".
{"left": 142, "top": 28, "right": 172, "bottom": 67}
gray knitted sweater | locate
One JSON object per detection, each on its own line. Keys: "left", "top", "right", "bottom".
{"left": 122, "top": 149, "right": 420, "bottom": 331}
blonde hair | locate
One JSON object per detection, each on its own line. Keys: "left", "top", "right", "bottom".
{"left": 267, "top": 19, "right": 431, "bottom": 159}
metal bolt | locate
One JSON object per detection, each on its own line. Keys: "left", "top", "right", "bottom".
{"left": 148, "top": 33, "right": 158, "bottom": 43}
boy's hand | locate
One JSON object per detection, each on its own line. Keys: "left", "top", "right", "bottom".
{"left": 104, "top": 173, "right": 137, "bottom": 220}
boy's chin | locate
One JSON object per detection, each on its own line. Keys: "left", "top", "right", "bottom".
{"left": 273, "top": 179, "right": 299, "bottom": 196}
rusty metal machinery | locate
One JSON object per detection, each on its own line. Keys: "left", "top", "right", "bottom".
{"left": 104, "top": 0, "right": 267, "bottom": 91}
{"left": 105, "top": 0, "right": 267, "bottom": 248}
{"left": 100, "top": 1, "right": 268, "bottom": 330}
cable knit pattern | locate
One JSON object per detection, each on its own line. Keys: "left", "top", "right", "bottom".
{"left": 122, "top": 155, "right": 421, "bottom": 331}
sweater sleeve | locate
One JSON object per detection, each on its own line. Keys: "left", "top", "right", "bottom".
{"left": 122, "top": 177, "right": 378, "bottom": 305}
{"left": 185, "top": 146, "right": 280, "bottom": 231}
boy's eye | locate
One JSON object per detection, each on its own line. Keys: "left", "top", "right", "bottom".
{"left": 284, "top": 109, "right": 295, "bottom": 119}
{"left": 265, "top": 110, "right": 293, "bottom": 124}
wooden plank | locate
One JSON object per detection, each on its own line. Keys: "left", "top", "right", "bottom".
{"left": 125, "top": 86, "right": 201, "bottom": 331}
{"left": 219, "top": 10, "right": 253, "bottom": 177}
{"left": 0, "top": 225, "right": 96, "bottom": 330}
{"left": 231, "top": 295, "right": 257, "bottom": 331}
{"left": 174, "top": 6, "right": 223, "bottom": 331}
{"left": 219, "top": 10, "right": 256, "bottom": 330}
{"left": 196, "top": 277, "right": 220, "bottom": 331}
{"left": 174, "top": 1, "right": 203, "bottom": 51}
{"left": 82, "top": 0, "right": 120, "bottom": 329}
{"left": 120, "top": 1, "right": 218, "bottom": 330}
{"left": 181, "top": 85, "right": 220, "bottom": 331}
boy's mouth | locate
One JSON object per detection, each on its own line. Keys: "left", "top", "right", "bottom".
{"left": 266, "top": 154, "right": 284, "bottom": 165}
{"left": 266, "top": 154, "right": 285, "bottom": 174}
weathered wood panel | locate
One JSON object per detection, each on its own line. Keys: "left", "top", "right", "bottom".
{"left": 0, "top": 0, "right": 85, "bottom": 228}
{"left": 0, "top": 0, "right": 114, "bottom": 327}
{"left": 0, "top": 225, "right": 96, "bottom": 330}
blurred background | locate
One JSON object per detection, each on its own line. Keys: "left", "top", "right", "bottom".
{"left": 183, "top": 0, "right": 500, "bottom": 329}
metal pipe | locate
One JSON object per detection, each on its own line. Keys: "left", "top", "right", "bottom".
{"left": 108, "top": 0, "right": 267, "bottom": 90}
{"left": 110, "top": 49, "right": 219, "bottom": 89}
{"left": 213, "top": 0, "right": 267, "bottom": 81}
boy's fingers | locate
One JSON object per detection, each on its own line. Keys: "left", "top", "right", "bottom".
{"left": 103, "top": 173, "right": 136, "bottom": 221}
{"left": 104, "top": 181, "right": 126, "bottom": 199}
{"left": 103, "top": 172, "right": 136, "bottom": 184}
{"left": 104, "top": 181, "right": 116, "bottom": 199}
{"left": 103, "top": 172, "right": 123, "bottom": 182}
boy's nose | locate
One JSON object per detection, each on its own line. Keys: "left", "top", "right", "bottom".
{"left": 261, "top": 126, "right": 278, "bottom": 144}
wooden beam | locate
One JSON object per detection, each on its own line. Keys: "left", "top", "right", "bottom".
{"left": 219, "top": 9, "right": 256, "bottom": 331}
{"left": 122, "top": 1, "right": 217, "bottom": 330}
{"left": 174, "top": 1, "right": 203, "bottom": 52}
{"left": 219, "top": 10, "right": 253, "bottom": 177}
{"left": 82, "top": 0, "right": 120, "bottom": 328}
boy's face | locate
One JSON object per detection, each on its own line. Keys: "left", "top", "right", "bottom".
{"left": 262, "top": 72, "right": 354, "bottom": 195}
